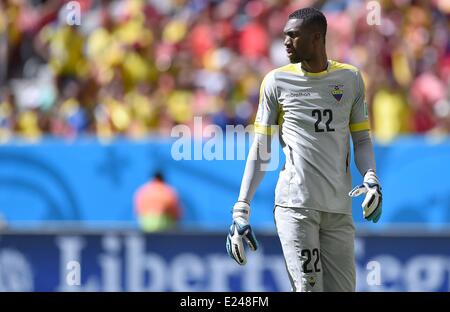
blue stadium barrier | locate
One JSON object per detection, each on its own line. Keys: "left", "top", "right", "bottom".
{"left": 0, "top": 136, "right": 449, "bottom": 230}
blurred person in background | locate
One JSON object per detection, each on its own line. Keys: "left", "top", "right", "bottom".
{"left": 371, "top": 76, "right": 412, "bottom": 143}
{"left": 0, "top": 86, "right": 16, "bottom": 142}
{"left": 133, "top": 171, "right": 182, "bottom": 232}
{"left": 0, "top": 213, "right": 7, "bottom": 231}
{"left": 429, "top": 91, "right": 450, "bottom": 138}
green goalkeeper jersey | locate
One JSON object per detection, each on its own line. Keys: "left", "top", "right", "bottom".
{"left": 255, "top": 60, "right": 370, "bottom": 215}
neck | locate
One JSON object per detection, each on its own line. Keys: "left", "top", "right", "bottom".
{"left": 301, "top": 52, "right": 328, "bottom": 73}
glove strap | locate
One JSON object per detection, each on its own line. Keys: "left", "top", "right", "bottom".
{"left": 232, "top": 201, "right": 250, "bottom": 221}
{"left": 364, "top": 169, "right": 379, "bottom": 185}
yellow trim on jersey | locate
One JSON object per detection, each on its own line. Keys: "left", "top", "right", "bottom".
{"left": 301, "top": 65, "right": 329, "bottom": 77}
{"left": 304, "top": 71, "right": 328, "bottom": 77}
{"left": 270, "top": 60, "right": 360, "bottom": 78}
{"left": 274, "top": 63, "right": 301, "bottom": 75}
{"left": 254, "top": 123, "right": 274, "bottom": 135}
{"left": 293, "top": 60, "right": 359, "bottom": 77}
{"left": 295, "top": 60, "right": 359, "bottom": 77}
{"left": 295, "top": 63, "right": 329, "bottom": 77}
{"left": 329, "top": 60, "right": 358, "bottom": 73}
{"left": 349, "top": 120, "right": 370, "bottom": 132}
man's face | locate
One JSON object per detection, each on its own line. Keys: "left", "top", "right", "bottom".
{"left": 283, "top": 18, "right": 315, "bottom": 64}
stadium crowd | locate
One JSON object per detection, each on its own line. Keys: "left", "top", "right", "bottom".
{"left": 0, "top": 0, "right": 449, "bottom": 143}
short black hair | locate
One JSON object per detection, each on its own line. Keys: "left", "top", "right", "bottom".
{"left": 288, "top": 8, "right": 327, "bottom": 42}
{"left": 153, "top": 171, "right": 164, "bottom": 181}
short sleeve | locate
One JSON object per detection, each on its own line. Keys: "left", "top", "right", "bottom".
{"left": 254, "top": 71, "right": 279, "bottom": 135}
{"left": 349, "top": 71, "right": 370, "bottom": 132}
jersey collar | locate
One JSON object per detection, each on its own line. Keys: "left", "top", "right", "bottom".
{"left": 297, "top": 60, "right": 332, "bottom": 77}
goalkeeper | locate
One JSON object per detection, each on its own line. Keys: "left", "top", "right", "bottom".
{"left": 226, "top": 8, "right": 382, "bottom": 292}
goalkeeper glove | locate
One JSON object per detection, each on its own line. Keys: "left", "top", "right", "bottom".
{"left": 226, "top": 201, "right": 259, "bottom": 265}
{"left": 349, "top": 169, "right": 383, "bottom": 223}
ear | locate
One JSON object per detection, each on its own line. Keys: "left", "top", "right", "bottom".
{"left": 313, "top": 31, "right": 322, "bottom": 43}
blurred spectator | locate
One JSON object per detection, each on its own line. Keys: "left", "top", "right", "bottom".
{"left": 0, "top": 87, "right": 15, "bottom": 142}
{"left": 0, "top": 213, "right": 7, "bottom": 231}
{"left": 429, "top": 94, "right": 450, "bottom": 138}
{"left": 0, "top": 0, "right": 448, "bottom": 143}
{"left": 372, "top": 78, "right": 412, "bottom": 143}
{"left": 410, "top": 71, "right": 447, "bottom": 133}
{"left": 133, "top": 171, "right": 181, "bottom": 232}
